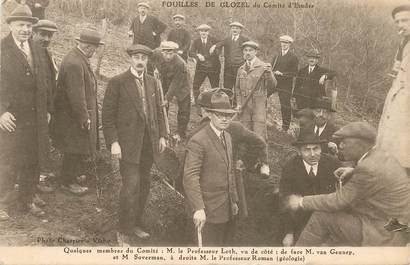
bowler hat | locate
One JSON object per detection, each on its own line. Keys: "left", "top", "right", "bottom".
{"left": 75, "top": 29, "right": 104, "bottom": 45}
{"left": 6, "top": 5, "right": 38, "bottom": 24}
{"left": 34, "top": 20, "right": 58, "bottom": 32}
{"left": 392, "top": 4, "right": 410, "bottom": 18}
{"left": 292, "top": 132, "right": 327, "bottom": 146}
{"left": 173, "top": 14, "right": 185, "bottom": 20}
{"left": 196, "top": 24, "right": 211, "bottom": 31}
{"left": 313, "top": 98, "right": 336, "bottom": 112}
{"left": 126, "top": 44, "right": 152, "bottom": 56}
{"left": 332, "top": 122, "right": 376, "bottom": 142}
{"left": 242, "top": 41, "right": 259, "bottom": 50}
{"left": 279, "top": 35, "right": 294, "bottom": 43}
{"left": 306, "top": 49, "right": 321, "bottom": 58}
{"left": 198, "top": 89, "right": 237, "bottom": 114}
{"left": 229, "top": 21, "right": 244, "bottom": 28}
{"left": 137, "top": 2, "right": 150, "bottom": 9}
{"left": 160, "top": 41, "right": 179, "bottom": 50}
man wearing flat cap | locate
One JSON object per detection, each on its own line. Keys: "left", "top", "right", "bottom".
{"left": 167, "top": 14, "right": 191, "bottom": 62}
{"left": 279, "top": 133, "right": 341, "bottom": 246}
{"left": 294, "top": 49, "right": 336, "bottom": 110}
{"left": 51, "top": 28, "right": 104, "bottom": 195}
{"left": 271, "top": 35, "right": 299, "bottom": 132}
{"left": 151, "top": 41, "right": 191, "bottom": 141}
{"left": 377, "top": 4, "right": 410, "bottom": 175}
{"left": 0, "top": 5, "right": 53, "bottom": 219}
{"left": 210, "top": 21, "right": 250, "bottom": 91}
{"left": 102, "top": 44, "right": 167, "bottom": 245}
{"left": 286, "top": 122, "right": 410, "bottom": 246}
{"left": 128, "top": 2, "right": 166, "bottom": 50}
{"left": 234, "top": 41, "right": 277, "bottom": 140}
{"left": 183, "top": 89, "right": 239, "bottom": 246}
{"left": 189, "top": 24, "right": 221, "bottom": 106}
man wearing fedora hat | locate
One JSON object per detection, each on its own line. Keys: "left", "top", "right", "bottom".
{"left": 235, "top": 41, "right": 276, "bottom": 140}
{"left": 294, "top": 49, "right": 336, "bottom": 110}
{"left": 0, "top": 5, "right": 53, "bottom": 219}
{"left": 128, "top": 2, "right": 166, "bottom": 50}
{"left": 286, "top": 122, "right": 410, "bottom": 246}
{"left": 271, "top": 35, "right": 299, "bottom": 132}
{"left": 167, "top": 14, "right": 191, "bottom": 62}
{"left": 51, "top": 28, "right": 104, "bottom": 195}
{"left": 210, "top": 21, "right": 250, "bottom": 91}
{"left": 102, "top": 44, "right": 167, "bottom": 245}
{"left": 189, "top": 24, "right": 221, "bottom": 105}
{"left": 183, "top": 90, "right": 239, "bottom": 246}
{"left": 279, "top": 133, "right": 340, "bottom": 246}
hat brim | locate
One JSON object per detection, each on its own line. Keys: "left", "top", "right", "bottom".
{"left": 75, "top": 37, "right": 105, "bottom": 45}
{"left": 292, "top": 139, "right": 327, "bottom": 146}
{"left": 6, "top": 16, "right": 38, "bottom": 24}
{"left": 204, "top": 107, "right": 237, "bottom": 114}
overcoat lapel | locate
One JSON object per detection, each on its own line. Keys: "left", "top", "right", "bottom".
{"left": 5, "top": 34, "right": 33, "bottom": 74}
{"left": 205, "top": 124, "right": 229, "bottom": 167}
{"left": 123, "top": 70, "right": 145, "bottom": 120}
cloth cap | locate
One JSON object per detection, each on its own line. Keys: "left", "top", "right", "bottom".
{"left": 196, "top": 24, "right": 211, "bottom": 31}
{"left": 332, "top": 122, "right": 377, "bottom": 142}
{"left": 160, "top": 41, "right": 179, "bottom": 50}
{"left": 33, "top": 20, "right": 58, "bottom": 32}
{"left": 126, "top": 44, "right": 152, "bottom": 56}
{"left": 242, "top": 41, "right": 259, "bottom": 50}
{"left": 198, "top": 88, "right": 237, "bottom": 114}
{"left": 75, "top": 28, "right": 104, "bottom": 45}
{"left": 279, "top": 35, "right": 294, "bottom": 43}
{"left": 306, "top": 49, "right": 321, "bottom": 58}
{"left": 6, "top": 5, "right": 38, "bottom": 24}
{"left": 173, "top": 14, "right": 185, "bottom": 20}
{"left": 392, "top": 4, "right": 410, "bottom": 18}
{"left": 292, "top": 132, "right": 327, "bottom": 146}
{"left": 313, "top": 98, "right": 336, "bottom": 112}
{"left": 137, "top": 2, "right": 150, "bottom": 9}
{"left": 229, "top": 21, "right": 244, "bottom": 28}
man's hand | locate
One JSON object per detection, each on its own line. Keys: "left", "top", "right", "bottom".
{"left": 286, "top": 194, "right": 303, "bottom": 211}
{"left": 177, "top": 50, "right": 183, "bottom": 55}
{"left": 161, "top": 99, "right": 169, "bottom": 108}
{"left": 34, "top": 3, "right": 42, "bottom": 7}
{"left": 263, "top": 63, "right": 273, "bottom": 72}
{"left": 197, "top": 54, "right": 205, "bottom": 62}
{"left": 159, "top": 137, "right": 167, "bottom": 153}
{"left": 334, "top": 167, "right": 354, "bottom": 181}
{"left": 152, "top": 32, "right": 157, "bottom": 36}
{"left": 82, "top": 119, "right": 91, "bottom": 130}
{"left": 260, "top": 163, "right": 270, "bottom": 178}
{"left": 193, "top": 209, "right": 206, "bottom": 231}
{"left": 274, "top": 70, "right": 283, "bottom": 76}
{"left": 231, "top": 203, "right": 239, "bottom": 216}
{"left": 0, "top": 112, "right": 16, "bottom": 132}
{"left": 282, "top": 233, "right": 294, "bottom": 246}
{"left": 319, "top": 75, "right": 327, "bottom": 85}
{"left": 328, "top": 142, "right": 338, "bottom": 154}
{"left": 127, "top": 30, "right": 133, "bottom": 37}
{"left": 111, "top": 141, "right": 122, "bottom": 160}
{"left": 209, "top": 45, "right": 216, "bottom": 54}
{"left": 47, "top": 112, "right": 51, "bottom": 124}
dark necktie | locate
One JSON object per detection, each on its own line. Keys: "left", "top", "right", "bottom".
{"left": 135, "top": 77, "right": 147, "bottom": 117}
{"left": 220, "top": 131, "right": 227, "bottom": 150}
{"left": 245, "top": 62, "right": 251, "bottom": 73}
{"left": 308, "top": 166, "right": 315, "bottom": 178}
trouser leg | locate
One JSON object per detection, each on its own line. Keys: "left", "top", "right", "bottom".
{"left": 0, "top": 162, "right": 18, "bottom": 209}
{"left": 223, "top": 66, "right": 239, "bottom": 91}
{"left": 208, "top": 70, "right": 220, "bottom": 89}
{"left": 61, "top": 153, "right": 85, "bottom": 185}
{"left": 278, "top": 90, "right": 292, "bottom": 130}
{"left": 296, "top": 211, "right": 362, "bottom": 246}
{"left": 192, "top": 69, "right": 207, "bottom": 103}
{"left": 177, "top": 95, "right": 191, "bottom": 138}
{"left": 17, "top": 164, "right": 39, "bottom": 207}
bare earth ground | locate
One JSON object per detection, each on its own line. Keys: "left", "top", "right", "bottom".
{"left": 0, "top": 4, "right": 361, "bottom": 247}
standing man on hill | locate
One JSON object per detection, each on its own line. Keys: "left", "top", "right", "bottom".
{"left": 128, "top": 2, "right": 166, "bottom": 50}
{"left": 167, "top": 14, "right": 191, "bottom": 62}
{"left": 271, "top": 35, "right": 299, "bottom": 132}
{"left": 377, "top": 4, "right": 410, "bottom": 175}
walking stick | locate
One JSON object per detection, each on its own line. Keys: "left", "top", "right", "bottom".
{"left": 197, "top": 226, "right": 203, "bottom": 247}
{"left": 154, "top": 71, "right": 170, "bottom": 136}
{"left": 219, "top": 47, "right": 225, "bottom": 89}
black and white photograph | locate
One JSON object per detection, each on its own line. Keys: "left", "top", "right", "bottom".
{"left": 0, "top": 0, "right": 409, "bottom": 264}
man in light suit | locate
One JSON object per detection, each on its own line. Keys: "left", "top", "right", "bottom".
{"left": 183, "top": 90, "right": 239, "bottom": 246}
{"left": 102, "top": 44, "right": 167, "bottom": 246}
{"left": 377, "top": 4, "right": 410, "bottom": 175}
{"left": 286, "top": 122, "right": 410, "bottom": 246}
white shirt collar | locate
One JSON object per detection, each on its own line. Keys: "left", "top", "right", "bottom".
{"left": 309, "top": 65, "right": 316, "bottom": 72}
{"left": 232, "top": 34, "right": 239, "bottom": 41}
{"left": 201, "top": 37, "right": 207, "bottom": 43}
{"left": 139, "top": 14, "right": 147, "bottom": 22}
{"left": 302, "top": 160, "right": 318, "bottom": 176}
{"left": 358, "top": 146, "right": 375, "bottom": 164}
{"left": 13, "top": 36, "right": 29, "bottom": 52}
{"left": 210, "top": 121, "right": 223, "bottom": 138}
{"left": 281, "top": 48, "right": 289, "bottom": 56}
{"left": 246, "top": 57, "right": 257, "bottom": 68}
{"left": 130, "top": 67, "right": 144, "bottom": 80}
{"left": 314, "top": 123, "right": 327, "bottom": 136}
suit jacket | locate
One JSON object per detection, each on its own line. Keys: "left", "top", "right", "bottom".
{"left": 377, "top": 39, "right": 410, "bottom": 168}
{"left": 0, "top": 33, "right": 51, "bottom": 167}
{"left": 189, "top": 36, "right": 221, "bottom": 71}
{"left": 167, "top": 28, "right": 191, "bottom": 60}
{"left": 294, "top": 65, "right": 336, "bottom": 109}
{"left": 183, "top": 123, "right": 239, "bottom": 224}
{"left": 215, "top": 35, "right": 250, "bottom": 68}
{"left": 280, "top": 154, "right": 341, "bottom": 238}
{"left": 303, "top": 148, "right": 410, "bottom": 246}
{"left": 151, "top": 50, "right": 191, "bottom": 102}
{"left": 102, "top": 69, "right": 166, "bottom": 163}
{"left": 271, "top": 50, "right": 299, "bottom": 93}
{"left": 51, "top": 47, "right": 98, "bottom": 156}
{"left": 130, "top": 15, "right": 166, "bottom": 49}
{"left": 313, "top": 122, "right": 338, "bottom": 154}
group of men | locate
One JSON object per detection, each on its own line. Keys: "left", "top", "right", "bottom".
{"left": 0, "top": 1, "right": 409, "bottom": 248}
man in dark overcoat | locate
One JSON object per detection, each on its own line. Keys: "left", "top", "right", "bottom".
{"left": 279, "top": 133, "right": 340, "bottom": 246}
{"left": 294, "top": 49, "right": 336, "bottom": 109}
{"left": 51, "top": 29, "right": 103, "bottom": 195}
{"left": 271, "top": 35, "right": 299, "bottom": 132}
{"left": 183, "top": 90, "right": 239, "bottom": 246}
{"left": 128, "top": 2, "right": 166, "bottom": 49}
{"left": 189, "top": 24, "right": 221, "bottom": 103}
{"left": 0, "top": 5, "right": 52, "bottom": 219}
{"left": 102, "top": 44, "right": 167, "bottom": 246}
{"left": 167, "top": 14, "right": 191, "bottom": 62}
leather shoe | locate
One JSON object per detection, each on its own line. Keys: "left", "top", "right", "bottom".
{"left": 61, "top": 183, "right": 88, "bottom": 195}
{"left": 27, "top": 203, "right": 45, "bottom": 217}
{"left": 132, "top": 226, "right": 150, "bottom": 239}
{"left": 0, "top": 209, "right": 10, "bottom": 221}
{"left": 33, "top": 194, "right": 46, "bottom": 207}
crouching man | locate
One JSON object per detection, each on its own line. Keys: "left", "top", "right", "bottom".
{"left": 102, "top": 44, "right": 167, "bottom": 246}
